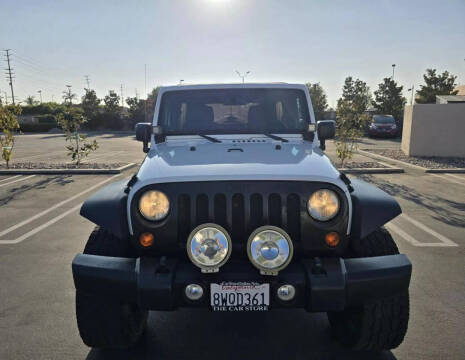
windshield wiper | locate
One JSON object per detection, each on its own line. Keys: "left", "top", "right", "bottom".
{"left": 199, "top": 134, "right": 222, "bottom": 143}
{"left": 263, "top": 133, "right": 288, "bottom": 142}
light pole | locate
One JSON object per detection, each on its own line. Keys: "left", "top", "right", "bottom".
{"left": 235, "top": 70, "right": 251, "bottom": 83}
{"left": 392, "top": 64, "right": 396, "bottom": 80}
{"left": 407, "top": 85, "right": 415, "bottom": 105}
{"left": 37, "top": 90, "right": 42, "bottom": 104}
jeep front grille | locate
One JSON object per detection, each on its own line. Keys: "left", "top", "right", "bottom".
{"left": 177, "top": 192, "right": 301, "bottom": 245}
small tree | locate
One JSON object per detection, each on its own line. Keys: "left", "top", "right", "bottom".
{"left": 416, "top": 69, "right": 458, "bottom": 104}
{"left": 335, "top": 77, "right": 371, "bottom": 166}
{"left": 372, "top": 78, "right": 406, "bottom": 123}
{"left": 57, "top": 108, "right": 98, "bottom": 165}
{"left": 0, "top": 105, "right": 21, "bottom": 168}
{"left": 306, "top": 82, "right": 328, "bottom": 120}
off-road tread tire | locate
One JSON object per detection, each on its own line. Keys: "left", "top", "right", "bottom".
{"left": 328, "top": 227, "right": 409, "bottom": 351}
{"left": 76, "top": 226, "right": 148, "bottom": 349}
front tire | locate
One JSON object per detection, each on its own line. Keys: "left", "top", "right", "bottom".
{"left": 328, "top": 227, "right": 409, "bottom": 350}
{"left": 76, "top": 227, "right": 148, "bottom": 349}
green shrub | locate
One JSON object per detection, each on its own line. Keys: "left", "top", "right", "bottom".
{"left": 19, "top": 123, "right": 58, "bottom": 132}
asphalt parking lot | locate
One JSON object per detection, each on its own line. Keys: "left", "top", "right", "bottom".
{"left": 0, "top": 134, "right": 464, "bottom": 360}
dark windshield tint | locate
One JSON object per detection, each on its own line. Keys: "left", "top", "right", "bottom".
{"left": 373, "top": 115, "right": 395, "bottom": 124}
{"left": 158, "top": 89, "right": 310, "bottom": 134}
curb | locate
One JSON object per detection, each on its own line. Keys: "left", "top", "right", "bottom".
{"left": 338, "top": 167, "right": 404, "bottom": 174}
{"left": 0, "top": 163, "right": 137, "bottom": 175}
{"left": 425, "top": 168, "right": 465, "bottom": 173}
{"left": 358, "top": 149, "right": 427, "bottom": 170}
{"left": 359, "top": 149, "right": 465, "bottom": 173}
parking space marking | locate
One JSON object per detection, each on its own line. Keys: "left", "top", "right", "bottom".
{"left": 387, "top": 215, "right": 458, "bottom": 247}
{"left": 0, "top": 174, "right": 121, "bottom": 239}
{"left": 385, "top": 222, "right": 423, "bottom": 246}
{"left": 0, "top": 203, "right": 83, "bottom": 244}
{"left": 14, "top": 150, "right": 63, "bottom": 162}
{"left": 73, "top": 150, "right": 125, "bottom": 163}
{"left": 400, "top": 213, "right": 458, "bottom": 246}
{"left": 429, "top": 173, "right": 465, "bottom": 187}
{"left": 0, "top": 175, "right": 36, "bottom": 188}
{"left": 0, "top": 175, "right": 22, "bottom": 183}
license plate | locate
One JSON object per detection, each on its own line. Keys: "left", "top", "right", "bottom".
{"left": 210, "top": 282, "right": 269, "bottom": 311}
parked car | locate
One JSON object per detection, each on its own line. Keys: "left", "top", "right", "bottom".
{"left": 368, "top": 114, "right": 398, "bottom": 138}
{"left": 72, "top": 83, "right": 411, "bottom": 351}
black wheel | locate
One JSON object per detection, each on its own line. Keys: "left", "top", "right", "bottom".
{"left": 76, "top": 226, "right": 148, "bottom": 349}
{"left": 328, "top": 227, "right": 409, "bottom": 350}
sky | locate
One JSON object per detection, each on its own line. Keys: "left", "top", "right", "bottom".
{"left": 1, "top": 0, "right": 464, "bottom": 107}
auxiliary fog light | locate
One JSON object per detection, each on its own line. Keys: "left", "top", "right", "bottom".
{"left": 187, "top": 223, "right": 232, "bottom": 273}
{"left": 277, "top": 284, "right": 296, "bottom": 302}
{"left": 247, "top": 226, "right": 293, "bottom": 276}
{"left": 185, "top": 284, "right": 204, "bottom": 301}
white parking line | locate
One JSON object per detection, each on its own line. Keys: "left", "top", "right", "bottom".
{"left": 444, "top": 173, "right": 465, "bottom": 182}
{"left": 0, "top": 174, "right": 121, "bottom": 239}
{"left": 401, "top": 213, "right": 458, "bottom": 246}
{"left": 385, "top": 222, "right": 423, "bottom": 246}
{"left": 14, "top": 150, "right": 63, "bottom": 162}
{"left": 386, "top": 214, "right": 458, "bottom": 247}
{"left": 0, "top": 203, "right": 82, "bottom": 245}
{"left": 74, "top": 150, "right": 124, "bottom": 163}
{"left": 430, "top": 173, "right": 465, "bottom": 187}
{"left": 0, "top": 175, "right": 22, "bottom": 183}
{"left": 0, "top": 175, "right": 36, "bottom": 188}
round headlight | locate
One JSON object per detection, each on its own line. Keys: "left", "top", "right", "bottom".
{"left": 187, "top": 223, "right": 231, "bottom": 273}
{"left": 139, "top": 190, "right": 170, "bottom": 221}
{"left": 308, "top": 189, "right": 340, "bottom": 221}
{"left": 247, "top": 226, "right": 293, "bottom": 276}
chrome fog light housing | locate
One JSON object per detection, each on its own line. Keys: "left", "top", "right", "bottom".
{"left": 187, "top": 223, "right": 232, "bottom": 273}
{"left": 307, "top": 189, "right": 340, "bottom": 221}
{"left": 185, "top": 284, "right": 204, "bottom": 301}
{"left": 247, "top": 226, "right": 293, "bottom": 276}
{"left": 277, "top": 284, "right": 296, "bottom": 301}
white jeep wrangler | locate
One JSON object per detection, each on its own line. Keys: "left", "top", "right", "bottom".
{"left": 72, "top": 83, "right": 411, "bottom": 351}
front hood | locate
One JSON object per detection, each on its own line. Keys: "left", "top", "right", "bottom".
{"left": 135, "top": 137, "right": 340, "bottom": 185}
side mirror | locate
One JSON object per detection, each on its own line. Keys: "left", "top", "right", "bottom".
{"left": 135, "top": 122, "right": 152, "bottom": 153}
{"left": 317, "top": 120, "right": 335, "bottom": 150}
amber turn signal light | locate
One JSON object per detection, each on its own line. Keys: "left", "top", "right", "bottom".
{"left": 325, "top": 232, "right": 340, "bottom": 247}
{"left": 139, "top": 232, "right": 154, "bottom": 247}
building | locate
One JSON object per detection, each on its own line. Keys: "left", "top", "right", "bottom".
{"left": 436, "top": 95, "right": 465, "bottom": 104}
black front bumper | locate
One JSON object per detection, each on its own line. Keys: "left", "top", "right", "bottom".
{"left": 72, "top": 254, "right": 411, "bottom": 312}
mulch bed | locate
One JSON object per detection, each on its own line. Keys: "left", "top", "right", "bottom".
{"left": 0, "top": 162, "right": 126, "bottom": 170}
{"left": 337, "top": 161, "right": 387, "bottom": 169}
{"left": 366, "top": 149, "right": 465, "bottom": 169}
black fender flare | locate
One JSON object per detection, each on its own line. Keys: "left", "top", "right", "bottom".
{"left": 80, "top": 180, "right": 129, "bottom": 239}
{"left": 349, "top": 178, "right": 401, "bottom": 239}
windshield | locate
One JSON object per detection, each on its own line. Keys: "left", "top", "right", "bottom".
{"left": 373, "top": 115, "right": 395, "bottom": 124}
{"left": 158, "top": 88, "right": 310, "bottom": 134}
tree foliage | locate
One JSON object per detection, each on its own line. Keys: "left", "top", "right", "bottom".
{"left": 0, "top": 105, "right": 21, "bottom": 168}
{"left": 81, "top": 89, "right": 101, "bottom": 121}
{"left": 25, "top": 96, "right": 38, "bottom": 106}
{"left": 62, "top": 88, "right": 77, "bottom": 105}
{"left": 416, "top": 69, "right": 458, "bottom": 104}
{"left": 372, "top": 78, "right": 406, "bottom": 122}
{"left": 104, "top": 90, "right": 120, "bottom": 115}
{"left": 335, "top": 77, "right": 371, "bottom": 166}
{"left": 126, "top": 97, "right": 146, "bottom": 126}
{"left": 306, "top": 82, "right": 328, "bottom": 120}
{"left": 56, "top": 108, "right": 98, "bottom": 165}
